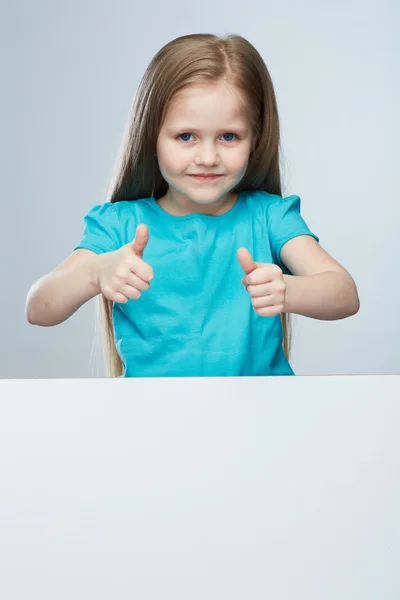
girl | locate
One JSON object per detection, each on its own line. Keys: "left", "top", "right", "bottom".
{"left": 26, "top": 33, "right": 360, "bottom": 378}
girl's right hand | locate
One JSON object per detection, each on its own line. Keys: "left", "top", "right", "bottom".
{"left": 97, "top": 225, "right": 154, "bottom": 303}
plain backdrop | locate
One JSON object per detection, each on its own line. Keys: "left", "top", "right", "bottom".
{"left": 1, "top": 0, "right": 398, "bottom": 378}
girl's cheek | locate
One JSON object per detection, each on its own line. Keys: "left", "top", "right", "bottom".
{"left": 157, "top": 149, "right": 175, "bottom": 170}
{"left": 166, "top": 154, "right": 189, "bottom": 173}
{"left": 224, "top": 147, "right": 251, "bottom": 167}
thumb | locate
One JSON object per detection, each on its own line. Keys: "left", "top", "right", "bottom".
{"left": 131, "top": 224, "right": 149, "bottom": 258}
{"left": 237, "top": 247, "right": 258, "bottom": 276}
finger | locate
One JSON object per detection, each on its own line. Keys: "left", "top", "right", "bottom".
{"left": 244, "top": 265, "right": 278, "bottom": 285}
{"left": 251, "top": 294, "right": 275, "bottom": 308}
{"left": 254, "top": 305, "right": 284, "bottom": 317}
{"left": 237, "top": 247, "right": 258, "bottom": 275}
{"left": 131, "top": 224, "right": 149, "bottom": 258}
{"left": 112, "top": 291, "right": 129, "bottom": 304}
{"left": 129, "top": 255, "right": 154, "bottom": 283}
{"left": 127, "top": 272, "right": 151, "bottom": 292}
{"left": 118, "top": 283, "right": 142, "bottom": 300}
{"left": 246, "top": 283, "right": 273, "bottom": 297}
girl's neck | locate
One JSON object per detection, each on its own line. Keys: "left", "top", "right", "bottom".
{"left": 156, "top": 191, "right": 240, "bottom": 217}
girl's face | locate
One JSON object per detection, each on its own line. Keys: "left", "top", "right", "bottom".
{"left": 156, "top": 82, "right": 256, "bottom": 215}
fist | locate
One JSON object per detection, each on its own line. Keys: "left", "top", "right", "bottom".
{"left": 98, "top": 224, "right": 154, "bottom": 304}
{"left": 237, "top": 247, "right": 286, "bottom": 317}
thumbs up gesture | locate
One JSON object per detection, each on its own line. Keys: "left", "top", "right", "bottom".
{"left": 97, "top": 224, "right": 155, "bottom": 304}
{"left": 237, "top": 248, "right": 286, "bottom": 317}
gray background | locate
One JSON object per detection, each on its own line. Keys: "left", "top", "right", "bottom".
{"left": 1, "top": 0, "right": 398, "bottom": 378}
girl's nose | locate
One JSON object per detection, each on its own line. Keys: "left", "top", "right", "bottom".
{"left": 194, "top": 145, "right": 220, "bottom": 166}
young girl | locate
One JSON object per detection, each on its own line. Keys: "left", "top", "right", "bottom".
{"left": 26, "top": 33, "right": 360, "bottom": 378}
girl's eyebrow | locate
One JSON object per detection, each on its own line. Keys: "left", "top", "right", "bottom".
{"left": 166, "top": 126, "right": 249, "bottom": 135}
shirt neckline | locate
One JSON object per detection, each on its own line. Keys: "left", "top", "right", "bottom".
{"left": 150, "top": 191, "right": 245, "bottom": 221}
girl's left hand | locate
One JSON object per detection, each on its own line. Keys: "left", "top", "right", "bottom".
{"left": 237, "top": 248, "right": 286, "bottom": 317}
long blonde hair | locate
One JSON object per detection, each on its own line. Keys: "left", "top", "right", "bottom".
{"left": 99, "top": 33, "right": 293, "bottom": 377}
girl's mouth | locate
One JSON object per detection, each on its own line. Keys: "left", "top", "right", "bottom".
{"left": 188, "top": 175, "right": 223, "bottom": 181}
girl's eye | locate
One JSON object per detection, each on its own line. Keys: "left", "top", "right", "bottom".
{"left": 222, "top": 133, "right": 238, "bottom": 142}
{"left": 177, "top": 133, "right": 194, "bottom": 142}
{"left": 177, "top": 133, "right": 238, "bottom": 142}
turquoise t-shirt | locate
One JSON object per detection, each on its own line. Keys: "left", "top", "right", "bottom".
{"left": 74, "top": 190, "right": 319, "bottom": 377}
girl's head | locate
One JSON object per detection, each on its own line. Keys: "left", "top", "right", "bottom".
{"left": 107, "top": 33, "right": 283, "bottom": 204}
{"left": 156, "top": 80, "right": 257, "bottom": 212}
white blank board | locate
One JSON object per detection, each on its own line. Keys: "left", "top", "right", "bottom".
{"left": 0, "top": 376, "right": 399, "bottom": 599}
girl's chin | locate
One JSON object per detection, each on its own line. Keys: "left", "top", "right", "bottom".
{"left": 164, "top": 180, "right": 238, "bottom": 202}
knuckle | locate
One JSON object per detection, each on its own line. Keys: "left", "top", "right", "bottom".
{"left": 101, "top": 283, "right": 112, "bottom": 297}
{"left": 115, "top": 266, "right": 127, "bottom": 278}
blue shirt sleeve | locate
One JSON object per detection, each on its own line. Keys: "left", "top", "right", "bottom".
{"left": 267, "top": 194, "right": 320, "bottom": 275}
{"left": 73, "top": 202, "right": 121, "bottom": 254}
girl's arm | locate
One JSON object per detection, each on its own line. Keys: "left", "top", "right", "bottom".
{"left": 26, "top": 249, "right": 107, "bottom": 327}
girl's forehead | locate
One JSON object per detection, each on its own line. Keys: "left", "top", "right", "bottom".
{"left": 172, "top": 82, "right": 246, "bottom": 105}
{"left": 165, "top": 84, "right": 249, "bottom": 120}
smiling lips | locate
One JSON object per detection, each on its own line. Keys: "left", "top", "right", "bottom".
{"left": 188, "top": 174, "right": 223, "bottom": 181}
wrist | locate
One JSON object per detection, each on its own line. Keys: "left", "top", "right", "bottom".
{"left": 88, "top": 252, "right": 109, "bottom": 296}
